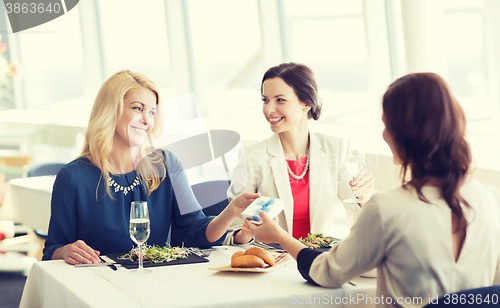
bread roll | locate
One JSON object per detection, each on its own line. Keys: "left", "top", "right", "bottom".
{"left": 244, "top": 247, "right": 275, "bottom": 266}
{"left": 231, "top": 251, "right": 245, "bottom": 262}
{"left": 231, "top": 255, "right": 266, "bottom": 268}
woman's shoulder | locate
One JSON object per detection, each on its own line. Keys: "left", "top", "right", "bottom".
{"left": 160, "top": 148, "right": 179, "bottom": 164}
{"left": 461, "top": 178, "right": 500, "bottom": 208}
{"left": 239, "top": 135, "right": 277, "bottom": 160}
{"left": 243, "top": 135, "right": 274, "bottom": 151}
{"left": 367, "top": 186, "right": 409, "bottom": 206}
{"left": 59, "top": 156, "right": 98, "bottom": 175}
{"left": 159, "top": 149, "right": 184, "bottom": 175}
{"left": 311, "top": 132, "right": 342, "bottom": 144}
{"left": 310, "top": 132, "right": 343, "bottom": 154}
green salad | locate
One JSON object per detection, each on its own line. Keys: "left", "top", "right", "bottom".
{"left": 118, "top": 243, "right": 189, "bottom": 263}
{"left": 298, "top": 233, "right": 336, "bottom": 249}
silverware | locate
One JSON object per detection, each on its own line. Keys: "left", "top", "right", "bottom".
{"left": 274, "top": 253, "right": 288, "bottom": 263}
{"left": 187, "top": 248, "right": 211, "bottom": 257}
{"left": 100, "top": 256, "right": 118, "bottom": 271}
{"left": 75, "top": 262, "right": 117, "bottom": 267}
{"left": 252, "top": 241, "right": 287, "bottom": 253}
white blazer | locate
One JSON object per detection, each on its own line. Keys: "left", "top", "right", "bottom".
{"left": 228, "top": 132, "right": 361, "bottom": 236}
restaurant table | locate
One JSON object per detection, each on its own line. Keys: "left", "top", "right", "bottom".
{"left": 20, "top": 246, "right": 377, "bottom": 308}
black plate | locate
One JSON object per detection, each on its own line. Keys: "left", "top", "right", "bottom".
{"left": 105, "top": 252, "right": 208, "bottom": 270}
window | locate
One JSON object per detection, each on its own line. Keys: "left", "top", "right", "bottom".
{"left": 441, "top": 0, "right": 498, "bottom": 169}
{"left": 98, "top": 0, "right": 171, "bottom": 91}
{"left": 282, "top": 0, "right": 371, "bottom": 126}
{"left": 16, "top": 8, "right": 85, "bottom": 110}
{"left": 187, "top": 0, "right": 263, "bottom": 120}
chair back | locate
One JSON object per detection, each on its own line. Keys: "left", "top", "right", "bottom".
{"left": 191, "top": 180, "right": 230, "bottom": 216}
{"left": 170, "top": 180, "right": 230, "bottom": 247}
{"left": 27, "top": 163, "right": 65, "bottom": 177}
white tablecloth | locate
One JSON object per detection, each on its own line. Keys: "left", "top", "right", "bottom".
{"left": 20, "top": 247, "right": 377, "bottom": 308}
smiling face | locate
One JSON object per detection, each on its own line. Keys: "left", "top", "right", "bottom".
{"left": 114, "top": 87, "right": 157, "bottom": 149}
{"left": 261, "top": 77, "right": 311, "bottom": 134}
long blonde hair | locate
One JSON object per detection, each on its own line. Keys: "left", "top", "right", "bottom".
{"left": 81, "top": 70, "right": 165, "bottom": 197}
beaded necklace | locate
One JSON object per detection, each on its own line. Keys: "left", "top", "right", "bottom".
{"left": 108, "top": 175, "right": 141, "bottom": 195}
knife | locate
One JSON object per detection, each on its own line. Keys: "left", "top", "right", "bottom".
{"left": 75, "top": 262, "right": 117, "bottom": 267}
{"left": 100, "top": 256, "right": 118, "bottom": 270}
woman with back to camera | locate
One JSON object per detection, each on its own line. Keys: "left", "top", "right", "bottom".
{"left": 228, "top": 62, "right": 375, "bottom": 239}
{"left": 246, "top": 72, "right": 500, "bottom": 306}
{"left": 43, "top": 70, "right": 258, "bottom": 264}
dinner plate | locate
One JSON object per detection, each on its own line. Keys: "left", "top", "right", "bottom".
{"left": 209, "top": 252, "right": 292, "bottom": 273}
{"left": 105, "top": 252, "right": 208, "bottom": 269}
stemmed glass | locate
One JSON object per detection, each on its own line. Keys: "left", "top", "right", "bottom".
{"left": 130, "top": 201, "right": 150, "bottom": 272}
{"left": 343, "top": 137, "right": 366, "bottom": 203}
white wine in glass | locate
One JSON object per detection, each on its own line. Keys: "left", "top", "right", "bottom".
{"left": 130, "top": 201, "right": 150, "bottom": 271}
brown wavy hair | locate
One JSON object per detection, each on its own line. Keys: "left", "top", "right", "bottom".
{"left": 382, "top": 73, "right": 472, "bottom": 234}
{"left": 261, "top": 62, "right": 322, "bottom": 120}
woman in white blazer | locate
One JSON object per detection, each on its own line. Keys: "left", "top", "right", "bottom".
{"left": 246, "top": 73, "right": 500, "bottom": 307}
{"left": 228, "top": 63, "right": 374, "bottom": 239}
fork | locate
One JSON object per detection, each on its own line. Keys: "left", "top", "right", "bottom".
{"left": 253, "top": 241, "right": 287, "bottom": 253}
{"left": 187, "top": 248, "right": 211, "bottom": 257}
{"left": 273, "top": 253, "right": 288, "bottom": 263}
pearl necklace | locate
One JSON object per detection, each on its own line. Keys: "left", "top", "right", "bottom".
{"left": 286, "top": 149, "right": 310, "bottom": 180}
{"left": 108, "top": 175, "right": 141, "bottom": 195}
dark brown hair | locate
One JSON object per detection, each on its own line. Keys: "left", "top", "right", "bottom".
{"left": 382, "top": 72, "right": 472, "bottom": 234}
{"left": 261, "top": 62, "right": 322, "bottom": 120}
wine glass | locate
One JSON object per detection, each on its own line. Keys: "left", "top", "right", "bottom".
{"left": 343, "top": 138, "right": 366, "bottom": 203}
{"left": 130, "top": 201, "right": 150, "bottom": 272}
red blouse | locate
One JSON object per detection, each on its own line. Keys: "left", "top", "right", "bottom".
{"left": 287, "top": 156, "right": 310, "bottom": 239}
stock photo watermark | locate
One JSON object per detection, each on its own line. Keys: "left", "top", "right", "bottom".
{"left": 3, "top": 0, "right": 79, "bottom": 33}
{"left": 289, "top": 293, "right": 499, "bottom": 306}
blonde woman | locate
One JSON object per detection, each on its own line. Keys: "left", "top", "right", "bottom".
{"left": 229, "top": 63, "right": 375, "bottom": 239}
{"left": 43, "top": 70, "right": 258, "bottom": 264}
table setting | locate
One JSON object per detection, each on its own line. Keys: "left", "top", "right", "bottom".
{"left": 19, "top": 198, "right": 377, "bottom": 308}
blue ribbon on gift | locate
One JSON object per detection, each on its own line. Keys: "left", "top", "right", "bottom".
{"left": 252, "top": 198, "right": 277, "bottom": 222}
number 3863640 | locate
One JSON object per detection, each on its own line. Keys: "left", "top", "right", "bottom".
{"left": 5, "top": 2, "right": 62, "bottom": 14}
{"left": 443, "top": 293, "right": 498, "bottom": 305}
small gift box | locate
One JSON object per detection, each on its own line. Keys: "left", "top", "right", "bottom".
{"left": 241, "top": 196, "right": 284, "bottom": 225}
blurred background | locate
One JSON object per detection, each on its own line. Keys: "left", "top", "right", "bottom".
{"left": 0, "top": 0, "right": 499, "bottom": 178}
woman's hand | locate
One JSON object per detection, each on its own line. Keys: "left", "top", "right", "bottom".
{"left": 206, "top": 192, "right": 260, "bottom": 243}
{"left": 234, "top": 214, "right": 280, "bottom": 244}
{"left": 244, "top": 211, "right": 287, "bottom": 244}
{"left": 227, "top": 192, "right": 261, "bottom": 220}
{"left": 245, "top": 211, "right": 306, "bottom": 260}
{"left": 53, "top": 240, "right": 101, "bottom": 265}
{"left": 349, "top": 168, "right": 375, "bottom": 204}
{"left": 234, "top": 222, "right": 254, "bottom": 244}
